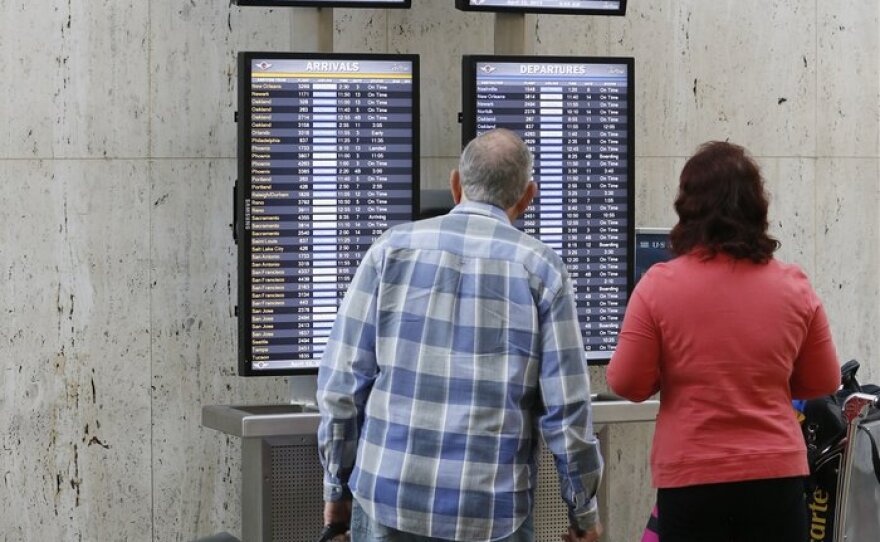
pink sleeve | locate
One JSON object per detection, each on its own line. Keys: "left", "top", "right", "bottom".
{"left": 607, "top": 289, "right": 661, "bottom": 402}
{"left": 790, "top": 302, "right": 840, "bottom": 399}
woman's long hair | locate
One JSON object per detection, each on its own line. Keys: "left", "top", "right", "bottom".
{"left": 670, "top": 141, "right": 780, "bottom": 263}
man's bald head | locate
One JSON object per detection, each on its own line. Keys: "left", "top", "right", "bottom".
{"left": 458, "top": 129, "right": 534, "bottom": 209}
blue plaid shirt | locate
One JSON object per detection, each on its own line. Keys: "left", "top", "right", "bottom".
{"left": 317, "top": 202, "right": 602, "bottom": 541}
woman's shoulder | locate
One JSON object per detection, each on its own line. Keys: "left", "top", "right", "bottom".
{"left": 759, "top": 258, "right": 823, "bottom": 312}
{"left": 632, "top": 256, "right": 686, "bottom": 299}
{"left": 764, "top": 257, "right": 812, "bottom": 283}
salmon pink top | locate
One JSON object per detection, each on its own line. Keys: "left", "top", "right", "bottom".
{"left": 607, "top": 252, "right": 840, "bottom": 488}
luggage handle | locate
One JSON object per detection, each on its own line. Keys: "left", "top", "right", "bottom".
{"left": 836, "top": 393, "right": 879, "bottom": 541}
{"left": 842, "top": 393, "right": 878, "bottom": 424}
{"left": 840, "top": 359, "right": 861, "bottom": 390}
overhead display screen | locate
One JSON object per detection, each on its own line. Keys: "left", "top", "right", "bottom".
{"left": 462, "top": 56, "right": 634, "bottom": 364}
{"left": 235, "top": 0, "right": 410, "bottom": 7}
{"left": 238, "top": 53, "right": 419, "bottom": 375}
{"left": 455, "top": 0, "right": 626, "bottom": 15}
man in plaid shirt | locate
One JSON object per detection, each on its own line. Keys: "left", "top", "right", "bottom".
{"left": 317, "top": 129, "right": 603, "bottom": 542}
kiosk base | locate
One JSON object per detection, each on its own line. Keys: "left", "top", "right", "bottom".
{"left": 202, "top": 398, "right": 658, "bottom": 541}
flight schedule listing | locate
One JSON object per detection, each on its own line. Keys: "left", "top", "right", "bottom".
{"left": 471, "top": 60, "right": 631, "bottom": 360}
{"left": 238, "top": 0, "right": 408, "bottom": 5}
{"left": 244, "top": 57, "right": 416, "bottom": 371}
{"left": 463, "top": 0, "right": 622, "bottom": 11}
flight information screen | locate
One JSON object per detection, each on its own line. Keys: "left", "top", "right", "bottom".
{"left": 455, "top": 0, "right": 625, "bottom": 15}
{"left": 462, "top": 56, "right": 633, "bottom": 363}
{"left": 235, "top": 0, "right": 410, "bottom": 7}
{"left": 237, "top": 53, "right": 419, "bottom": 375}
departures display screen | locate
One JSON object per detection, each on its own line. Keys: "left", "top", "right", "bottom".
{"left": 462, "top": 56, "right": 634, "bottom": 363}
{"left": 235, "top": 0, "right": 411, "bottom": 7}
{"left": 237, "top": 53, "right": 419, "bottom": 375}
{"left": 455, "top": 0, "right": 626, "bottom": 15}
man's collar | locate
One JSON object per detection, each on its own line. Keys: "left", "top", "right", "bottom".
{"left": 449, "top": 201, "right": 510, "bottom": 223}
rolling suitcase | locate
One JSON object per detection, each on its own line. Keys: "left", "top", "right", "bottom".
{"left": 840, "top": 398, "right": 880, "bottom": 541}
{"left": 802, "top": 360, "right": 880, "bottom": 542}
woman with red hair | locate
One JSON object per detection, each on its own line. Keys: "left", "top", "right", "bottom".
{"left": 608, "top": 141, "right": 841, "bottom": 541}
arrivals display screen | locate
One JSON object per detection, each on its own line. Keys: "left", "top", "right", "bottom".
{"left": 462, "top": 56, "right": 634, "bottom": 364}
{"left": 235, "top": 0, "right": 411, "bottom": 7}
{"left": 237, "top": 53, "right": 419, "bottom": 375}
{"left": 455, "top": 0, "right": 626, "bottom": 16}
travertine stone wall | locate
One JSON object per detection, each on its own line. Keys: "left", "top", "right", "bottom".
{"left": 1, "top": 1, "right": 877, "bottom": 541}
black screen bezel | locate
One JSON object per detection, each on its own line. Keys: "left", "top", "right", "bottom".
{"left": 237, "top": 51, "right": 421, "bottom": 376}
{"left": 454, "top": 0, "right": 626, "bottom": 16}
{"left": 235, "top": 0, "right": 411, "bottom": 7}
{"left": 461, "top": 54, "right": 635, "bottom": 365}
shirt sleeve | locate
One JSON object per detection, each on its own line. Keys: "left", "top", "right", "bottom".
{"left": 316, "top": 247, "right": 382, "bottom": 502}
{"left": 607, "top": 288, "right": 661, "bottom": 402}
{"left": 537, "top": 275, "right": 603, "bottom": 531}
{"left": 790, "top": 301, "right": 840, "bottom": 399}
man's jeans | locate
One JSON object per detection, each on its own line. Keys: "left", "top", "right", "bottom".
{"left": 350, "top": 500, "right": 534, "bottom": 542}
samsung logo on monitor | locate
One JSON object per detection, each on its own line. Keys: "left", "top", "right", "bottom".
{"left": 306, "top": 61, "right": 360, "bottom": 72}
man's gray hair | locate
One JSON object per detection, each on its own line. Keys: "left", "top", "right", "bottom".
{"left": 458, "top": 128, "right": 534, "bottom": 209}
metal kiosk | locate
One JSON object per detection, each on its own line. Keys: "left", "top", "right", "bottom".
{"left": 202, "top": 396, "right": 659, "bottom": 542}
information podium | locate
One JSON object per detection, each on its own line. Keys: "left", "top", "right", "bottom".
{"left": 202, "top": 396, "right": 658, "bottom": 542}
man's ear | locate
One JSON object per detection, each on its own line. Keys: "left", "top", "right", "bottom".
{"left": 512, "top": 181, "right": 537, "bottom": 218}
{"left": 450, "top": 169, "right": 463, "bottom": 205}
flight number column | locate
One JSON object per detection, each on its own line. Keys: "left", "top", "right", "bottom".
{"left": 308, "top": 81, "right": 342, "bottom": 360}
{"left": 537, "top": 85, "right": 565, "bottom": 252}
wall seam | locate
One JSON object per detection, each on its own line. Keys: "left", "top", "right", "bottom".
{"left": 147, "top": 0, "right": 155, "bottom": 541}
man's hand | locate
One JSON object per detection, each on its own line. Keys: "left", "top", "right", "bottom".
{"left": 561, "top": 522, "right": 603, "bottom": 542}
{"left": 320, "top": 501, "right": 353, "bottom": 542}
{"left": 323, "top": 500, "right": 352, "bottom": 526}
